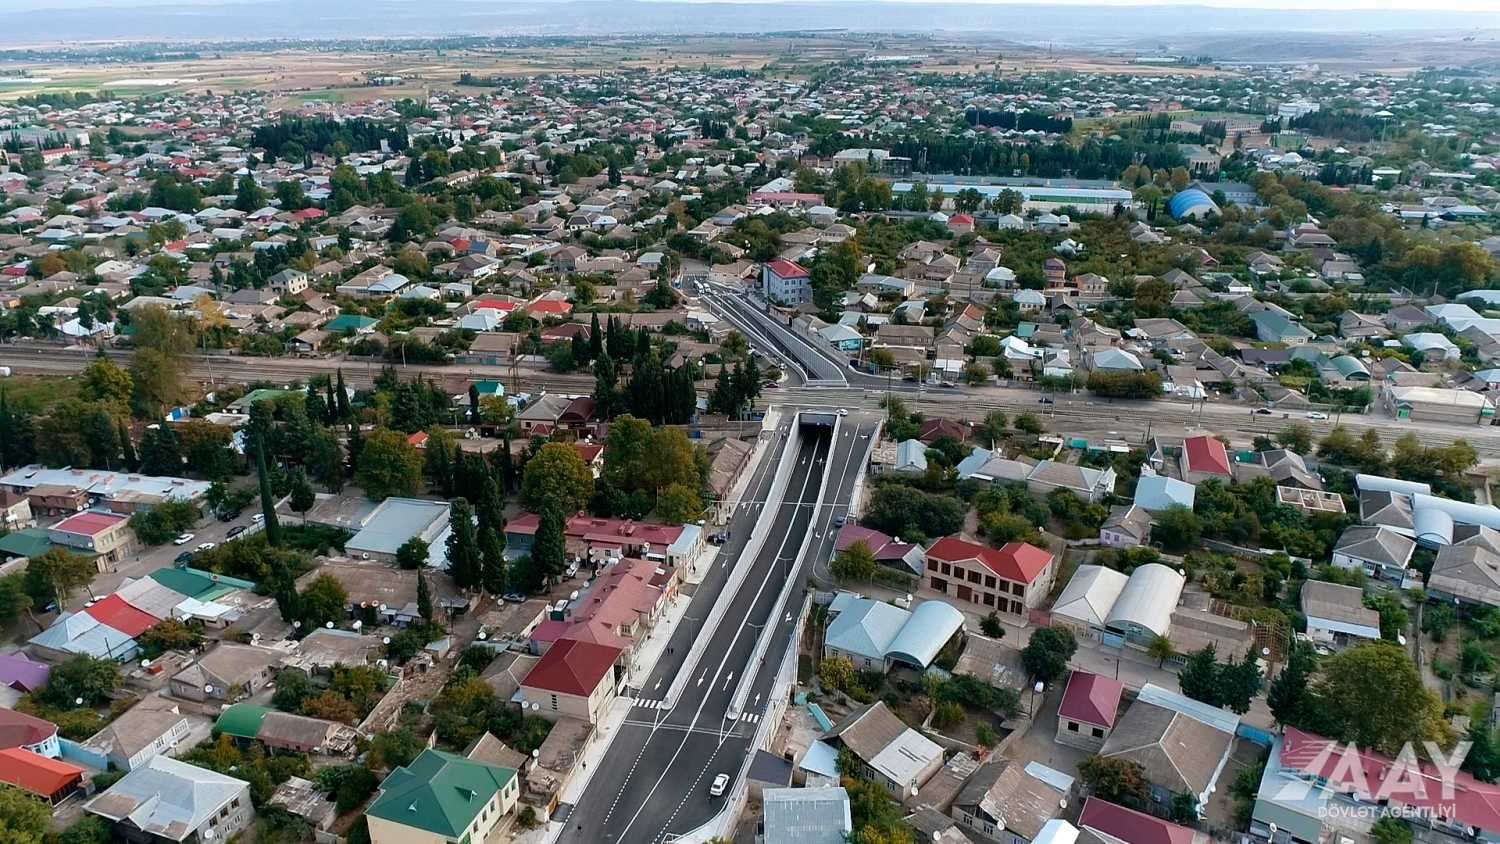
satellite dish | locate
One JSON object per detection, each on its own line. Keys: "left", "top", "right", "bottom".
{"left": 478, "top": 631, "right": 487, "bottom": 640}
{"left": 383, "top": 637, "right": 391, "bottom": 645}
{"left": 204, "top": 685, "right": 214, "bottom": 694}
{"left": 325, "top": 621, "right": 333, "bottom": 628}
{"left": 140, "top": 659, "right": 150, "bottom": 668}
{"left": 352, "top": 621, "right": 363, "bottom": 631}
{"left": 570, "top": 591, "right": 579, "bottom": 601}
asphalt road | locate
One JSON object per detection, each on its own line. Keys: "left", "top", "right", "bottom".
{"left": 559, "top": 409, "right": 878, "bottom": 844}
{"left": 700, "top": 286, "right": 849, "bottom": 386}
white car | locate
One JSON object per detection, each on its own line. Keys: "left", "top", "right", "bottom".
{"left": 173, "top": 533, "right": 195, "bottom": 546}
{"left": 1306, "top": 411, "right": 1329, "bottom": 420}
{"left": 251, "top": 513, "right": 265, "bottom": 523}
{"left": 709, "top": 773, "right": 729, "bottom": 797}
{"left": 837, "top": 408, "right": 848, "bottom": 417}
{"left": 196, "top": 542, "right": 216, "bottom": 552}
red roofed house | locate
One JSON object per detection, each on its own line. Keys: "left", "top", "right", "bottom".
{"left": 1056, "top": 670, "right": 1125, "bottom": 751}
{"left": 507, "top": 513, "right": 702, "bottom": 569}
{"left": 1179, "top": 435, "right": 1233, "bottom": 484}
{"left": 526, "top": 298, "right": 574, "bottom": 318}
{"left": 1260, "top": 726, "right": 1500, "bottom": 843}
{"left": 83, "top": 594, "right": 160, "bottom": 638}
{"left": 573, "top": 442, "right": 605, "bottom": 478}
{"left": 0, "top": 708, "right": 61, "bottom": 757}
{"left": 1078, "top": 797, "right": 1207, "bottom": 844}
{"left": 947, "top": 213, "right": 975, "bottom": 235}
{"left": 47, "top": 510, "right": 137, "bottom": 565}
{"left": 762, "top": 259, "right": 812, "bottom": 305}
{"left": 0, "top": 747, "right": 85, "bottom": 803}
{"left": 925, "top": 536, "right": 1055, "bottom": 617}
{"left": 519, "top": 638, "right": 623, "bottom": 724}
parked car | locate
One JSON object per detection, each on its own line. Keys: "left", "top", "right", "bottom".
{"left": 196, "top": 542, "right": 216, "bottom": 552}
{"left": 173, "top": 533, "right": 195, "bottom": 546}
{"left": 837, "top": 408, "right": 848, "bottom": 416}
{"left": 174, "top": 551, "right": 193, "bottom": 564}
{"left": 501, "top": 591, "right": 527, "bottom": 604}
{"left": 251, "top": 513, "right": 265, "bottom": 524}
{"left": 226, "top": 526, "right": 246, "bottom": 539}
{"left": 709, "top": 773, "right": 729, "bottom": 797}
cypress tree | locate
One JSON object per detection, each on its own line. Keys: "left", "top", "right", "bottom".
{"left": 589, "top": 312, "right": 603, "bottom": 361}
{"left": 335, "top": 369, "right": 351, "bottom": 421}
{"left": 532, "top": 506, "right": 567, "bottom": 582}
{"left": 479, "top": 524, "right": 506, "bottom": 595}
{"left": 416, "top": 569, "right": 433, "bottom": 622}
{"left": 468, "top": 383, "right": 481, "bottom": 424}
{"left": 256, "top": 434, "right": 282, "bottom": 546}
{"left": 346, "top": 422, "right": 363, "bottom": 478}
{"left": 445, "top": 498, "right": 482, "bottom": 589}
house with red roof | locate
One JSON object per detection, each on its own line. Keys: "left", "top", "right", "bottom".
{"left": 1056, "top": 670, "right": 1125, "bottom": 751}
{"left": 1179, "top": 435, "right": 1233, "bottom": 484}
{"left": 506, "top": 513, "right": 702, "bottom": 569}
{"left": 1254, "top": 726, "right": 1500, "bottom": 843}
{"left": 0, "top": 708, "right": 61, "bottom": 757}
{"left": 946, "top": 213, "right": 975, "bottom": 235}
{"left": 47, "top": 510, "right": 137, "bottom": 564}
{"left": 1078, "top": 797, "right": 1207, "bottom": 844}
{"left": 518, "top": 638, "right": 623, "bottom": 724}
{"left": 526, "top": 298, "right": 574, "bottom": 318}
{"left": 925, "top": 536, "right": 1055, "bottom": 617}
{"left": 83, "top": 594, "right": 160, "bottom": 638}
{"left": 762, "top": 259, "right": 812, "bottom": 305}
{"left": 0, "top": 747, "right": 85, "bottom": 803}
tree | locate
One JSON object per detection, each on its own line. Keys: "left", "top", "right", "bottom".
{"left": 1371, "top": 818, "right": 1413, "bottom": 844}
{"left": 1168, "top": 792, "right": 1199, "bottom": 825}
{"left": 1276, "top": 423, "right": 1313, "bottom": 454}
{"left": 832, "top": 540, "right": 878, "bottom": 582}
{"left": 288, "top": 470, "right": 317, "bottom": 516}
{"left": 1014, "top": 412, "right": 1044, "bottom": 435}
{"left": 395, "top": 536, "right": 430, "bottom": 570}
{"left": 137, "top": 618, "right": 202, "bottom": 658}
{"left": 1148, "top": 635, "right": 1176, "bottom": 667}
{"left": 255, "top": 435, "right": 282, "bottom": 547}
{"left": 655, "top": 483, "right": 703, "bottom": 524}
{"left": 1021, "top": 626, "right": 1077, "bottom": 685}
{"left": 521, "top": 442, "right": 594, "bottom": 514}
{"left": 356, "top": 428, "right": 423, "bottom": 499}
{"left": 416, "top": 569, "right": 433, "bottom": 622}
{"left": 980, "top": 613, "right": 1004, "bottom": 639}
{"left": 128, "top": 306, "right": 192, "bottom": 416}
{"left": 272, "top": 668, "right": 317, "bottom": 712}
{"left": 0, "top": 783, "right": 51, "bottom": 844}
{"left": 1178, "top": 644, "right": 1221, "bottom": 705}
{"left": 819, "top": 654, "right": 856, "bottom": 693}
{"left": 138, "top": 424, "right": 183, "bottom": 475}
{"left": 1152, "top": 505, "right": 1202, "bottom": 553}
{"left": 23, "top": 548, "right": 97, "bottom": 609}
{"left": 81, "top": 353, "right": 133, "bottom": 404}
{"left": 446, "top": 498, "right": 482, "bottom": 589}
{"left": 43, "top": 655, "right": 119, "bottom": 708}
{"left": 479, "top": 525, "right": 507, "bottom": 595}
{"left": 297, "top": 574, "right": 349, "bottom": 631}
{"left": 1314, "top": 641, "right": 1450, "bottom": 755}
{"left": 234, "top": 174, "right": 267, "bottom": 212}
{"left": 531, "top": 507, "right": 567, "bottom": 582}
{"left": 1079, "top": 755, "right": 1150, "bottom": 806}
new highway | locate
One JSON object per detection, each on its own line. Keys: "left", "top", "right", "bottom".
{"left": 557, "top": 409, "right": 878, "bottom": 844}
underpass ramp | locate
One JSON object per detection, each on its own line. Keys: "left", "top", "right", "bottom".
{"left": 798, "top": 411, "right": 838, "bottom": 429}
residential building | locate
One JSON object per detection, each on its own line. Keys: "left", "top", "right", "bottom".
{"left": 1027, "top": 460, "right": 1117, "bottom": 504}
{"left": 1330, "top": 525, "right": 1416, "bottom": 581}
{"left": 518, "top": 638, "right": 622, "bottom": 723}
{"left": 81, "top": 694, "right": 192, "bottom": 772}
{"left": 822, "top": 592, "right": 965, "bottom": 672}
{"left": 1056, "top": 670, "right": 1124, "bottom": 752}
{"left": 761, "top": 786, "right": 852, "bottom": 844}
{"left": 1178, "top": 436, "right": 1233, "bottom": 484}
{"left": 824, "top": 701, "right": 944, "bottom": 798}
{"left": 47, "top": 510, "right": 137, "bottom": 564}
{"left": 1100, "top": 505, "right": 1152, "bottom": 548}
{"left": 85, "top": 756, "right": 253, "bottom": 844}
{"left": 0, "top": 708, "right": 61, "bottom": 757}
{"left": 925, "top": 536, "right": 1055, "bottom": 617}
{"left": 169, "top": 643, "right": 283, "bottom": 703}
{"left": 0, "top": 747, "right": 85, "bottom": 804}
{"left": 763, "top": 259, "right": 812, "bottom": 305}
{"left": 1098, "top": 685, "right": 1237, "bottom": 817}
{"left": 1385, "top": 386, "right": 1495, "bottom": 425}
{"left": 952, "top": 760, "right": 1073, "bottom": 844}
{"left": 1299, "top": 581, "right": 1381, "bottom": 650}
{"left": 366, "top": 749, "right": 520, "bottom": 844}
{"left": 1078, "top": 797, "right": 1209, "bottom": 844}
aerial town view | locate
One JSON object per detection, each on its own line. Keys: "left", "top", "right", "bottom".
{"left": 3, "top": 1, "right": 1500, "bottom": 843}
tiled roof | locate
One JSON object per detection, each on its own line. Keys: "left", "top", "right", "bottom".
{"left": 926, "top": 536, "right": 1053, "bottom": 584}
{"left": 1183, "top": 435, "right": 1232, "bottom": 476}
{"left": 521, "top": 638, "right": 621, "bottom": 697}
{"left": 0, "top": 747, "right": 84, "bottom": 797}
{"left": 366, "top": 749, "right": 517, "bottom": 837}
{"left": 1058, "top": 670, "right": 1124, "bottom": 728}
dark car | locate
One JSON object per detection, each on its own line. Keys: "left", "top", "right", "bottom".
{"left": 709, "top": 531, "right": 730, "bottom": 545}
{"left": 1254, "top": 407, "right": 1274, "bottom": 415}
{"left": 1038, "top": 397, "right": 1054, "bottom": 404}
{"left": 226, "top": 526, "right": 246, "bottom": 539}
{"left": 174, "top": 551, "right": 194, "bottom": 564}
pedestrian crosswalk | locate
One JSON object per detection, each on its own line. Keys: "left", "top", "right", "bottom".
{"left": 738, "top": 712, "right": 761, "bottom": 724}
{"left": 631, "top": 698, "right": 670, "bottom": 710}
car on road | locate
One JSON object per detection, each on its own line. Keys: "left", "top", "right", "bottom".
{"left": 226, "top": 526, "right": 246, "bottom": 539}
{"left": 939, "top": 381, "right": 956, "bottom": 389}
{"left": 1038, "top": 397, "right": 1054, "bottom": 404}
{"left": 251, "top": 513, "right": 265, "bottom": 524}
{"left": 173, "top": 533, "right": 195, "bottom": 546}
{"left": 837, "top": 408, "right": 848, "bottom": 416}
{"left": 1306, "top": 411, "right": 1329, "bottom": 420}
{"left": 174, "top": 551, "right": 193, "bottom": 564}
{"left": 1255, "top": 407, "right": 1274, "bottom": 415}
{"left": 709, "top": 773, "right": 729, "bottom": 797}
{"left": 834, "top": 514, "right": 847, "bottom": 526}
{"left": 195, "top": 542, "right": 216, "bottom": 552}
{"left": 501, "top": 591, "right": 527, "bottom": 603}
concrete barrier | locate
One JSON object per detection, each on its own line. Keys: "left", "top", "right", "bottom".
{"left": 662, "top": 416, "right": 802, "bottom": 709}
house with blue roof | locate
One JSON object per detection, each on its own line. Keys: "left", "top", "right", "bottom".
{"left": 1133, "top": 471, "right": 1196, "bottom": 513}
{"left": 29, "top": 612, "right": 138, "bottom": 662}
{"left": 823, "top": 592, "right": 964, "bottom": 672}
{"left": 1250, "top": 310, "right": 1315, "bottom": 346}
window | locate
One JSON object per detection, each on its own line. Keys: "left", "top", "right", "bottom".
{"left": 1067, "top": 721, "right": 1079, "bottom": 732}
{"left": 940, "top": 562, "right": 951, "bottom": 575}
{"left": 1092, "top": 727, "right": 1105, "bottom": 738}
{"left": 967, "top": 570, "right": 981, "bottom": 584}
{"left": 1011, "top": 581, "right": 1025, "bottom": 596}
{"left": 982, "top": 593, "right": 994, "bottom": 607}
{"left": 550, "top": 694, "right": 559, "bottom": 711}
{"left": 984, "top": 575, "right": 996, "bottom": 589}
{"left": 1010, "top": 600, "right": 1024, "bottom": 614}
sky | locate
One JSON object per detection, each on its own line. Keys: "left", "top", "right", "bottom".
{"left": 0, "top": 0, "right": 1494, "bottom": 14}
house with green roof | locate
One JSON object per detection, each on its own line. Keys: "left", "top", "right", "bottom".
{"left": 150, "top": 567, "right": 256, "bottom": 601}
{"left": 0, "top": 528, "right": 60, "bottom": 560}
{"left": 366, "top": 749, "right": 519, "bottom": 844}
{"left": 215, "top": 703, "right": 271, "bottom": 740}
{"left": 326, "top": 314, "right": 379, "bottom": 334}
